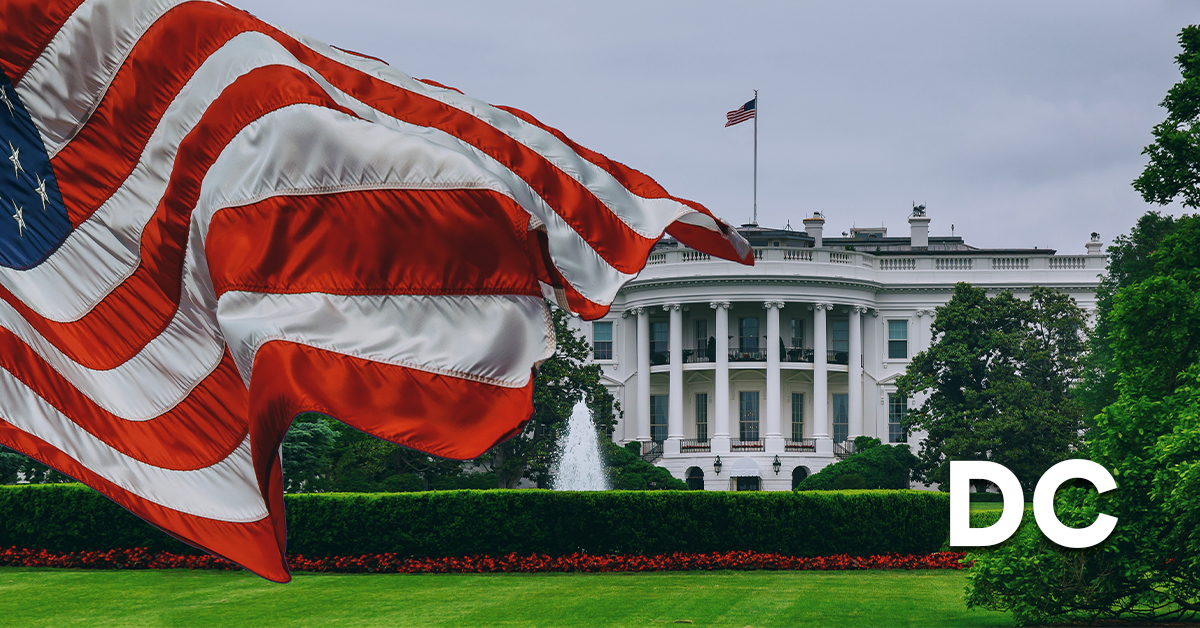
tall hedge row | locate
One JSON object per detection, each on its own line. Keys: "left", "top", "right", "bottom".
{"left": 0, "top": 485, "right": 949, "bottom": 558}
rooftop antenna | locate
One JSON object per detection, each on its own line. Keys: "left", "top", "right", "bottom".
{"left": 784, "top": 219, "right": 792, "bottom": 230}
{"left": 951, "top": 224, "right": 955, "bottom": 236}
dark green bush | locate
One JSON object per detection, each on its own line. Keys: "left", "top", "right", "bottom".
{"left": 603, "top": 442, "right": 688, "bottom": 490}
{"left": 794, "top": 440, "right": 918, "bottom": 491}
{"left": 0, "top": 485, "right": 949, "bottom": 558}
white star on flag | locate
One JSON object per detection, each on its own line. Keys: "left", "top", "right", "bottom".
{"left": 7, "top": 141, "right": 22, "bottom": 178}
{"left": 34, "top": 174, "right": 49, "bottom": 210}
{"left": 0, "top": 86, "right": 14, "bottom": 117}
{"left": 10, "top": 199, "right": 25, "bottom": 237}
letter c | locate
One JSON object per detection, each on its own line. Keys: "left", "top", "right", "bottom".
{"left": 1032, "top": 459, "right": 1118, "bottom": 549}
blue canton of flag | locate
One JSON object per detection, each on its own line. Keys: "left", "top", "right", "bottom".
{"left": 0, "top": 70, "right": 71, "bottom": 270}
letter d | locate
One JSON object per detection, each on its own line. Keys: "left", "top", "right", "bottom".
{"left": 950, "top": 461, "right": 1023, "bottom": 547}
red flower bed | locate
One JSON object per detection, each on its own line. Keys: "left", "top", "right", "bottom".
{"left": 0, "top": 547, "right": 970, "bottom": 574}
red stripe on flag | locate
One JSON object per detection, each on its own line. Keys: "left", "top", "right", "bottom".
{"left": 0, "top": 422, "right": 290, "bottom": 583}
{"left": 0, "top": 0, "right": 87, "bottom": 84}
{"left": 205, "top": 189, "right": 542, "bottom": 298}
{"left": 248, "top": 341, "right": 535, "bottom": 462}
{"left": 51, "top": 2, "right": 260, "bottom": 226}
{"left": 0, "top": 65, "right": 359, "bottom": 370}
{"left": 0, "top": 331, "right": 248, "bottom": 469}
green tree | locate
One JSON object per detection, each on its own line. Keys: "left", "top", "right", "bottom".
{"left": 896, "top": 283, "right": 1088, "bottom": 491}
{"left": 1078, "top": 211, "right": 1178, "bottom": 418}
{"left": 966, "top": 215, "right": 1200, "bottom": 625}
{"left": 280, "top": 416, "right": 337, "bottom": 493}
{"left": 474, "top": 305, "right": 619, "bottom": 488}
{"left": 1134, "top": 26, "right": 1200, "bottom": 207}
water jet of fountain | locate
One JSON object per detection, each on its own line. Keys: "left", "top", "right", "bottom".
{"left": 551, "top": 400, "right": 610, "bottom": 491}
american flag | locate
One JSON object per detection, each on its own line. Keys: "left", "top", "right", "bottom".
{"left": 725, "top": 98, "right": 756, "bottom": 127}
{"left": 0, "top": 0, "right": 752, "bottom": 581}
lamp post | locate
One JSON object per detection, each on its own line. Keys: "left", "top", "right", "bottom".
{"left": 714, "top": 456, "right": 723, "bottom": 475}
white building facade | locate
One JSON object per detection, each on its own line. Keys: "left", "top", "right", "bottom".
{"left": 576, "top": 211, "right": 1106, "bottom": 491}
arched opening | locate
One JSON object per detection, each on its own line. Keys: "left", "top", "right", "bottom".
{"left": 791, "top": 465, "right": 810, "bottom": 490}
{"left": 686, "top": 466, "right": 705, "bottom": 491}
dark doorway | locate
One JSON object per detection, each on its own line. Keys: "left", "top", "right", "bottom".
{"left": 686, "top": 467, "right": 704, "bottom": 491}
{"left": 736, "top": 477, "right": 760, "bottom": 491}
{"left": 791, "top": 466, "right": 809, "bottom": 490}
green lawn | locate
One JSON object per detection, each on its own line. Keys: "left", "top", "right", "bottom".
{"left": 0, "top": 568, "right": 1012, "bottom": 627}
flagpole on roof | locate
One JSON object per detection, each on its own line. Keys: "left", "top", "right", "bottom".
{"left": 752, "top": 89, "right": 758, "bottom": 226}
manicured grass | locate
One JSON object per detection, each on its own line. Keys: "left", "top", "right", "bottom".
{"left": 0, "top": 567, "right": 1012, "bottom": 627}
{"left": 970, "top": 502, "right": 1006, "bottom": 512}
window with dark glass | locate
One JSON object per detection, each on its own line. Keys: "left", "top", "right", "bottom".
{"left": 695, "top": 393, "right": 708, "bottom": 441}
{"left": 790, "top": 318, "right": 804, "bottom": 347}
{"left": 592, "top": 321, "right": 612, "bottom": 360}
{"left": 831, "top": 320, "right": 849, "bottom": 352}
{"left": 694, "top": 319, "right": 708, "bottom": 349}
{"left": 650, "top": 395, "right": 668, "bottom": 442}
{"left": 888, "top": 320, "right": 908, "bottom": 359}
{"left": 791, "top": 392, "right": 804, "bottom": 440}
{"left": 739, "top": 391, "right": 760, "bottom": 440}
{"left": 650, "top": 321, "right": 669, "bottom": 364}
{"left": 889, "top": 393, "right": 908, "bottom": 443}
{"left": 833, "top": 393, "right": 848, "bottom": 443}
{"left": 739, "top": 317, "right": 759, "bottom": 351}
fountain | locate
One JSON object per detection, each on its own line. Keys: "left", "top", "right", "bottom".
{"left": 550, "top": 400, "right": 610, "bottom": 491}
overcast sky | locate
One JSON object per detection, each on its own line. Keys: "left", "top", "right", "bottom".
{"left": 236, "top": 0, "right": 1196, "bottom": 255}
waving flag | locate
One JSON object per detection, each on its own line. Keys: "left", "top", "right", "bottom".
{"left": 0, "top": 0, "right": 752, "bottom": 581}
{"left": 725, "top": 98, "right": 756, "bottom": 127}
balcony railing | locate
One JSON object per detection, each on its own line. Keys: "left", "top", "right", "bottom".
{"left": 640, "top": 441, "right": 664, "bottom": 463}
{"left": 731, "top": 439, "right": 765, "bottom": 452}
{"left": 827, "top": 350, "right": 849, "bottom": 365}
{"left": 639, "top": 247, "right": 1103, "bottom": 274}
{"left": 833, "top": 440, "right": 857, "bottom": 460}
{"left": 785, "top": 438, "right": 817, "bottom": 452}
{"left": 783, "top": 347, "right": 814, "bottom": 363}
{"left": 680, "top": 438, "right": 711, "bottom": 453}
{"left": 729, "top": 348, "right": 765, "bottom": 362}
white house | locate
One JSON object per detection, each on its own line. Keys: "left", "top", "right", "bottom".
{"left": 573, "top": 209, "right": 1106, "bottom": 491}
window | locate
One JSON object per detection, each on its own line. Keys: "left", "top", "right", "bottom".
{"left": 694, "top": 319, "right": 708, "bottom": 348}
{"left": 650, "top": 395, "right": 668, "bottom": 442}
{"left": 739, "top": 317, "right": 759, "bottom": 351}
{"left": 739, "top": 391, "right": 760, "bottom": 441}
{"left": 650, "top": 321, "right": 669, "bottom": 365}
{"left": 592, "top": 321, "right": 613, "bottom": 360}
{"left": 888, "top": 320, "right": 908, "bottom": 359}
{"left": 694, "top": 319, "right": 712, "bottom": 361}
{"left": 833, "top": 393, "right": 849, "bottom": 443}
{"left": 831, "top": 320, "right": 849, "bottom": 352}
{"left": 791, "top": 393, "right": 804, "bottom": 440}
{"left": 889, "top": 394, "right": 908, "bottom": 443}
{"left": 695, "top": 393, "right": 709, "bottom": 442}
{"left": 790, "top": 318, "right": 804, "bottom": 348}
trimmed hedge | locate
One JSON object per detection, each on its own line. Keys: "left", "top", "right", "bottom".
{"left": 0, "top": 485, "right": 950, "bottom": 558}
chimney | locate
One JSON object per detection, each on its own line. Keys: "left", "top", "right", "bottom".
{"left": 802, "top": 212, "right": 825, "bottom": 248}
{"left": 1086, "top": 232, "right": 1103, "bottom": 255}
{"left": 908, "top": 204, "right": 930, "bottom": 248}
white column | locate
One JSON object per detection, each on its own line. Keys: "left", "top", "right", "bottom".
{"left": 711, "top": 301, "right": 731, "bottom": 453}
{"left": 636, "top": 307, "right": 650, "bottom": 443}
{"left": 764, "top": 300, "right": 784, "bottom": 452}
{"left": 811, "top": 302, "right": 833, "bottom": 454}
{"left": 666, "top": 303, "right": 683, "bottom": 454}
{"left": 849, "top": 306, "right": 865, "bottom": 439}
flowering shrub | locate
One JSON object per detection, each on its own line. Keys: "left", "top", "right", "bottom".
{"left": 0, "top": 546, "right": 969, "bottom": 574}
